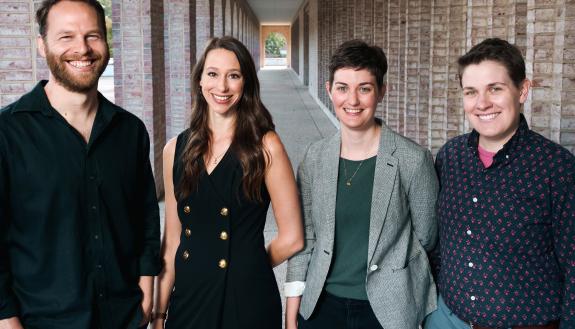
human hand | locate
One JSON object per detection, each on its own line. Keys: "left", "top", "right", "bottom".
{"left": 138, "top": 276, "right": 154, "bottom": 327}
{"left": 0, "top": 317, "right": 24, "bottom": 329}
{"left": 138, "top": 296, "right": 153, "bottom": 327}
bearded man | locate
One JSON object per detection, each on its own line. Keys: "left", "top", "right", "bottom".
{"left": 0, "top": 1, "right": 161, "bottom": 328}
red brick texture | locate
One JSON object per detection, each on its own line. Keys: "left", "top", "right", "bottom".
{"left": 294, "top": 0, "right": 575, "bottom": 155}
{"left": 0, "top": 0, "right": 261, "bottom": 196}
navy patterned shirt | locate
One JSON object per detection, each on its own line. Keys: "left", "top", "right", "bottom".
{"left": 433, "top": 115, "right": 575, "bottom": 328}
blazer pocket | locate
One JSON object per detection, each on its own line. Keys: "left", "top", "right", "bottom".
{"left": 392, "top": 249, "right": 422, "bottom": 272}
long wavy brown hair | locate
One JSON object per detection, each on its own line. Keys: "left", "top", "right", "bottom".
{"left": 176, "top": 36, "right": 275, "bottom": 202}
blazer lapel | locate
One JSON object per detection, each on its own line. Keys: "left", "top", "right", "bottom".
{"left": 321, "top": 132, "right": 341, "bottom": 248}
{"left": 368, "top": 125, "right": 398, "bottom": 263}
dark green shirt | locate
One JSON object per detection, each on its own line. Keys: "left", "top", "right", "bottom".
{"left": 325, "top": 156, "right": 376, "bottom": 300}
{"left": 0, "top": 81, "right": 161, "bottom": 329}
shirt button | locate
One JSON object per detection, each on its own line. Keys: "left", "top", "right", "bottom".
{"left": 470, "top": 295, "right": 476, "bottom": 301}
{"left": 472, "top": 197, "right": 478, "bottom": 203}
{"left": 468, "top": 262, "right": 474, "bottom": 268}
{"left": 91, "top": 205, "right": 97, "bottom": 210}
{"left": 369, "top": 264, "right": 378, "bottom": 271}
{"left": 505, "top": 155, "right": 509, "bottom": 159}
{"left": 182, "top": 250, "right": 190, "bottom": 260}
{"left": 220, "top": 231, "right": 228, "bottom": 240}
{"left": 184, "top": 228, "right": 191, "bottom": 237}
{"left": 466, "top": 230, "right": 472, "bottom": 235}
{"left": 183, "top": 206, "right": 191, "bottom": 214}
{"left": 218, "top": 259, "right": 228, "bottom": 269}
{"left": 99, "top": 293, "right": 104, "bottom": 298}
{"left": 97, "top": 264, "right": 102, "bottom": 269}
{"left": 220, "top": 207, "right": 229, "bottom": 216}
{"left": 89, "top": 175, "right": 95, "bottom": 180}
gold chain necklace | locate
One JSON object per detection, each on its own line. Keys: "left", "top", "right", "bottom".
{"left": 211, "top": 148, "right": 228, "bottom": 165}
{"left": 342, "top": 159, "right": 364, "bottom": 186}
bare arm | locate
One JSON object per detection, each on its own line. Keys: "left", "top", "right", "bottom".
{"left": 264, "top": 132, "right": 304, "bottom": 267}
{"left": 285, "top": 296, "right": 302, "bottom": 329}
{"left": 0, "top": 318, "right": 23, "bottom": 329}
{"left": 152, "top": 138, "right": 182, "bottom": 329}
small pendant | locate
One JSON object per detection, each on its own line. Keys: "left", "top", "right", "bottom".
{"left": 346, "top": 181, "right": 352, "bottom": 186}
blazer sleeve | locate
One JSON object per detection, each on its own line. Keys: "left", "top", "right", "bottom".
{"left": 286, "top": 146, "right": 316, "bottom": 283}
{"left": 407, "top": 149, "right": 439, "bottom": 252}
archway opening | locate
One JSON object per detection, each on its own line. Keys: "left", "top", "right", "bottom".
{"left": 264, "top": 32, "right": 288, "bottom": 68}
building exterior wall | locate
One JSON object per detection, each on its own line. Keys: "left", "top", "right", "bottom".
{"left": 0, "top": 0, "right": 260, "bottom": 195}
{"left": 291, "top": 17, "right": 300, "bottom": 73}
{"left": 293, "top": 0, "right": 575, "bottom": 155}
{"left": 0, "top": 1, "right": 46, "bottom": 106}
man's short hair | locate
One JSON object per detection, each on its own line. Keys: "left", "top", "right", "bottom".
{"left": 36, "top": 0, "right": 107, "bottom": 39}
{"left": 328, "top": 39, "right": 388, "bottom": 90}
{"left": 458, "top": 38, "right": 525, "bottom": 88}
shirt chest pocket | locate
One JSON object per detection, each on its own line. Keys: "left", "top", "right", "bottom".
{"left": 481, "top": 191, "right": 552, "bottom": 252}
{"left": 497, "top": 192, "right": 549, "bottom": 227}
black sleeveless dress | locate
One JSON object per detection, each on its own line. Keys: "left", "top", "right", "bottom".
{"left": 165, "top": 129, "right": 281, "bottom": 329}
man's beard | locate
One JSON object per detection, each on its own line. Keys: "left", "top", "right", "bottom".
{"left": 45, "top": 45, "right": 109, "bottom": 93}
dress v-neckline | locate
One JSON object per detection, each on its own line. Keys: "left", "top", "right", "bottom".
{"left": 205, "top": 149, "right": 230, "bottom": 176}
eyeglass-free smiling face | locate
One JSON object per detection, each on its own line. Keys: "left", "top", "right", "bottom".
{"left": 200, "top": 48, "right": 244, "bottom": 118}
{"left": 327, "top": 68, "right": 385, "bottom": 132}
{"left": 38, "top": 1, "right": 109, "bottom": 93}
{"left": 461, "top": 60, "right": 530, "bottom": 151}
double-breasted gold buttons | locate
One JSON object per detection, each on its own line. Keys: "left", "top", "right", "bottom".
{"left": 184, "top": 228, "right": 191, "bottom": 237}
{"left": 183, "top": 205, "right": 191, "bottom": 214}
{"left": 182, "top": 250, "right": 190, "bottom": 260}
{"left": 218, "top": 259, "right": 227, "bottom": 268}
{"left": 220, "top": 207, "right": 229, "bottom": 216}
{"left": 220, "top": 231, "right": 228, "bottom": 240}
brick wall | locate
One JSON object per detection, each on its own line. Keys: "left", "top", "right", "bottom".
{"left": 0, "top": 0, "right": 261, "bottom": 196}
{"left": 164, "top": 0, "right": 194, "bottom": 141}
{"left": 294, "top": 0, "right": 575, "bottom": 154}
{"left": 0, "top": 1, "right": 46, "bottom": 106}
{"left": 113, "top": 0, "right": 167, "bottom": 195}
{"left": 291, "top": 17, "right": 300, "bottom": 73}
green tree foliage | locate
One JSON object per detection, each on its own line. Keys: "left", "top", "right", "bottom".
{"left": 265, "top": 33, "right": 287, "bottom": 58}
{"left": 97, "top": 0, "right": 113, "bottom": 56}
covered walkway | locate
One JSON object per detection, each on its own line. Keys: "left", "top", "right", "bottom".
{"left": 258, "top": 68, "right": 336, "bottom": 308}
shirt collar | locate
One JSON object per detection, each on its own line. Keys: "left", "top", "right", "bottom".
{"left": 12, "top": 81, "right": 54, "bottom": 116}
{"left": 467, "top": 113, "right": 530, "bottom": 162}
{"left": 12, "top": 80, "right": 120, "bottom": 121}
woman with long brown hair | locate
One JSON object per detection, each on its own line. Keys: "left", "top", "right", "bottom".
{"left": 152, "top": 36, "right": 303, "bottom": 329}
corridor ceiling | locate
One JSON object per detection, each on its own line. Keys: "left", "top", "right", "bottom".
{"left": 245, "top": 0, "right": 305, "bottom": 24}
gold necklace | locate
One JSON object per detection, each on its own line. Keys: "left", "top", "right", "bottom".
{"left": 210, "top": 148, "right": 228, "bottom": 165}
{"left": 342, "top": 159, "right": 364, "bottom": 186}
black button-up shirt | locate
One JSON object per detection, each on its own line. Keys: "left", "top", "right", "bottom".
{"left": 433, "top": 115, "right": 575, "bottom": 328}
{"left": 0, "top": 81, "right": 161, "bottom": 329}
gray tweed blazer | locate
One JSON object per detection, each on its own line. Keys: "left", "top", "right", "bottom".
{"left": 286, "top": 122, "right": 439, "bottom": 329}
